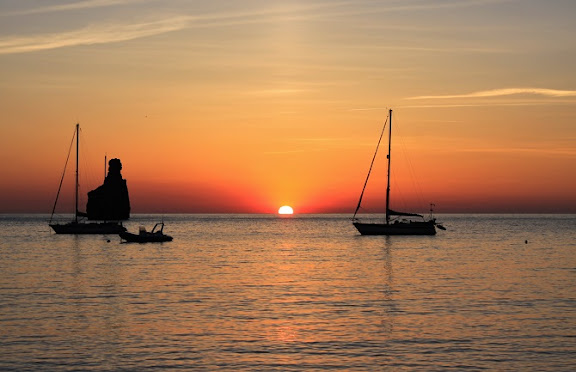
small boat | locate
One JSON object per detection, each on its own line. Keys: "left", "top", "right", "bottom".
{"left": 49, "top": 124, "right": 126, "bottom": 234}
{"left": 119, "top": 223, "right": 173, "bottom": 243}
{"left": 352, "top": 109, "right": 444, "bottom": 235}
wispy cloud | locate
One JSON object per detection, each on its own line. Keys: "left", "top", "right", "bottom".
{"left": 263, "top": 149, "right": 320, "bottom": 155}
{"left": 264, "top": 137, "right": 372, "bottom": 154}
{"left": 316, "top": 0, "right": 519, "bottom": 19}
{"left": 292, "top": 138, "right": 349, "bottom": 142}
{"left": 398, "top": 101, "right": 576, "bottom": 109}
{"left": 2, "top": 1, "right": 351, "bottom": 20}
{"left": 0, "top": 3, "right": 345, "bottom": 55}
{"left": 4, "top": 0, "right": 510, "bottom": 18}
{"left": 0, "top": 16, "right": 189, "bottom": 55}
{"left": 457, "top": 146, "right": 576, "bottom": 157}
{"left": 350, "top": 99, "right": 576, "bottom": 111}
{"left": 245, "top": 88, "right": 311, "bottom": 96}
{"left": 3, "top": 0, "right": 151, "bottom": 16}
{"left": 422, "top": 137, "right": 576, "bottom": 157}
{"left": 408, "top": 88, "right": 576, "bottom": 100}
{"left": 350, "top": 45, "right": 513, "bottom": 54}
{"left": 0, "top": 0, "right": 522, "bottom": 55}
{"left": 348, "top": 107, "right": 390, "bottom": 112}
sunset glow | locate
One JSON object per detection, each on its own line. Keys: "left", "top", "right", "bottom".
{"left": 0, "top": 1, "right": 575, "bottom": 214}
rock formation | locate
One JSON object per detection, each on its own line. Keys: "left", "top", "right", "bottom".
{"left": 86, "top": 158, "right": 130, "bottom": 220}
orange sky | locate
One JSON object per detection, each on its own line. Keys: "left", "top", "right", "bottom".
{"left": 1, "top": 1, "right": 575, "bottom": 214}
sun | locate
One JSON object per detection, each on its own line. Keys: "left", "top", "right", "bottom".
{"left": 278, "top": 205, "right": 294, "bottom": 215}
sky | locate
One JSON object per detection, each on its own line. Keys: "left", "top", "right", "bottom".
{"left": 1, "top": 0, "right": 575, "bottom": 214}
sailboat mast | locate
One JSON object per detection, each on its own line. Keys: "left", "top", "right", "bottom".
{"left": 385, "top": 109, "right": 392, "bottom": 224}
{"left": 75, "top": 123, "right": 79, "bottom": 223}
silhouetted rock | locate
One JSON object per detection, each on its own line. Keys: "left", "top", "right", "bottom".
{"left": 86, "top": 158, "right": 130, "bottom": 220}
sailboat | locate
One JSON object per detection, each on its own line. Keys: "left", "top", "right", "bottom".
{"left": 49, "top": 124, "right": 127, "bottom": 234}
{"left": 352, "top": 109, "right": 444, "bottom": 235}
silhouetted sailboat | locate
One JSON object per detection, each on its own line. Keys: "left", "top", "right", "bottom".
{"left": 49, "top": 124, "right": 127, "bottom": 234}
{"left": 352, "top": 110, "right": 444, "bottom": 235}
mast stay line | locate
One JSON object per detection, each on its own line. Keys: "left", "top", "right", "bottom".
{"left": 49, "top": 127, "right": 77, "bottom": 224}
{"left": 352, "top": 113, "right": 389, "bottom": 219}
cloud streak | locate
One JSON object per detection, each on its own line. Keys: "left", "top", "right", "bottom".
{"left": 456, "top": 146, "right": 576, "bottom": 157}
{"left": 409, "top": 88, "right": 576, "bottom": 100}
{"left": 0, "top": 16, "right": 189, "bottom": 55}
{"left": 0, "top": 0, "right": 523, "bottom": 55}
{"left": 2, "top": 0, "right": 151, "bottom": 16}
{"left": 0, "top": 3, "right": 349, "bottom": 55}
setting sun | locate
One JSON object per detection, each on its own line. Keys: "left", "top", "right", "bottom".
{"left": 278, "top": 206, "right": 294, "bottom": 215}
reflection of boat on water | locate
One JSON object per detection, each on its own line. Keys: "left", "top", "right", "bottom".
{"left": 49, "top": 124, "right": 127, "bottom": 234}
{"left": 352, "top": 109, "right": 444, "bottom": 236}
{"left": 120, "top": 223, "right": 173, "bottom": 243}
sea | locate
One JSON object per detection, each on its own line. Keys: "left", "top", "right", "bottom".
{"left": 0, "top": 214, "right": 575, "bottom": 371}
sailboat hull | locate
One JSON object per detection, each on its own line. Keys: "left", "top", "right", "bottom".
{"left": 50, "top": 222, "right": 126, "bottom": 234}
{"left": 353, "top": 221, "right": 436, "bottom": 236}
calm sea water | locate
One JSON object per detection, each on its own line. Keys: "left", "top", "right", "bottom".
{"left": 1, "top": 214, "right": 575, "bottom": 371}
